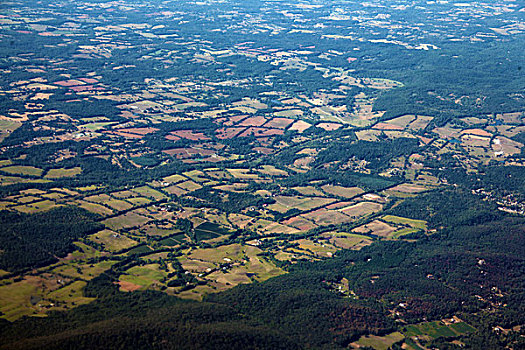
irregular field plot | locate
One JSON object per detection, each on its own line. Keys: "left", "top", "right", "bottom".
{"left": 44, "top": 167, "right": 81, "bottom": 179}
{"left": 103, "top": 211, "right": 151, "bottom": 230}
{"left": 1, "top": 166, "right": 43, "bottom": 177}
{"left": 89, "top": 229, "right": 138, "bottom": 251}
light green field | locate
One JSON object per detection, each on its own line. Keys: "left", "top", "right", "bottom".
{"left": 53, "top": 260, "right": 117, "bottom": 281}
{"left": 130, "top": 186, "right": 167, "bottom": 200}
{"left": 12, "top": 200, "right": 60, "bottom": 213}
{"left": 103, "top": 211, "right": 151, "bottom": 230}
{"left": 125, "top": 197, "right": 151, "bottom": 206}
{"left": 182, "top": 170, "right": 209, "bottom": 183}
{"left": 163, "top": 174, "right": 187, "bottom": 184}
{"left": 355, "top": 332, "right": 404, "bottom": 350}
{"left": 177, "top": 180, "right": 202, "bottom": 191}
{"left": 44, "top": 167, "right": 82, "bottom": 179}
{"left": 403, "top": 320, "right": 476, "bottom": 339}
{"left": 119, "top": 264, "right": 167, "bottom": 289}
{"left": 105, "top": 199, "right": 134, "bottom": 211}
{"left": 382, "top": 215, "right": 427, "bottom": 230}
{"left": 46, "top": 281, "right": 95, "bottom": 309}
{"left": 1, "top": 165, "right": 43, "bottom": 177}
{"left": 74, "top": 200, "right": 113, "bottom": 216}
{"left": 0, "top": 279, "right": 39, "bottom": 321}
{"left": 390, "top": 228, "right": 420, "bottom": 239}
{"left": 89, "top": 229, "right": 139, "bottom": 251}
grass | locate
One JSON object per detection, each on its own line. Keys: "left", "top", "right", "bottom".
{"left": 1, "top": 165, "right": 43, "bottom": 177}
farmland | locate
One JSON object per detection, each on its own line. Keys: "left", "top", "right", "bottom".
{"left": 0, "top": 0, "right": 523, "bottom": 348}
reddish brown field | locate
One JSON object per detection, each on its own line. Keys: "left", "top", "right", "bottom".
{"left": 165, "top": 135, "right": 181, "bottom": 141}
{"left": 55, "top": 80, "right": 85, "bottom": 87}
{"left": 118, "top": 280, "right": 142, "bottom": 292}
{"left": 170, "top": 130, "right": 210, "bottom": 141}
{"left": 116, "top": 127, "right": 159, "bottom": 135}
{"left": 163, "top": 147, "right": 215, "bottom": 158}
{"left": 108, "top": 131, "right": 143, "bottom": 139}
{"left": 282, "top": 216, "right": 317, "bottom": 231}
{"left": 216, "top": 127, "right": 246, "bottom": 139}
{"left": 263, "top": 117, "right": 294, "bottom": 129}
{"left": 223, "top": 114, "right": 248, "bottom": 126}
{"left": 238, "top": 116, "right": 267, "bottom": 127}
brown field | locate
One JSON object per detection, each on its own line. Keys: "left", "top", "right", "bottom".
{"left": 114, "top": 127, "right": 158, "bottom": 135}
{"left": 432, "top": 125, "right": 461, "bottom": 139}
{"left": 461, "top": 128, "right": 492, "bottom": 137}
{"left": 407, "top": 115, "right": 433, "bottom": 131}
{"left": 317, "top": 122, "right": 341, "bottom": 131}
{"left": 271, "top": 195, "right": 334, "bottom": 212}
{"left": 263, "top": 117, "right": 294, "bottom": 129}
{"left": 118, "top": 280, "right": 143, "bottom": 292}
{"left": 386, "top": 115, "right": 416, "bottom": 128}
{"left": 170, "top": 130, "right": 210, "bottom": 141}
{"left": 292, "top": 186, "right": 326, "bottom": 196}
{"left": 282, "top": 216, "right": 318, "bottom": 231}
{"left": 389, "top": 183, "right": 428, "bottom": 193}
{"left": 288, "top": 120, "right": 312, "bottom": 133}
{"left": 496, "top": 112, "right": 523, "bottom": 124}
{"left": 353, "top": 220, "right": 397, "bottom": 237}
{"left": 164, "top": 185, "right": 187, "bottom": 196}
{"left": 215, "top": 127, "right": 245, "bottom": 139}
{"left": 74, "top": 201, "right": 114, "bottom": 216}
{"left": 163, "top": 147, "right": 215, "bottom": 158}
{"left": 321, "top": 185, "right": 364, "bottom": 198}
{"left": 274, "top": 109, "right": 303, "bottom": 118}
{"left": 320, "top": 232, "right": 373, "bottom": 250}
{"left": 373, "top": 122, "right": 404, "bottom": 130}
{"left": 238, "top": 116, "right": 267, "bottom": 127}
{"left": 340, "top": 201, "right": 383, "bottom": 218}
{"left": 301, "top": 209, "right": 352, "bottom": 225}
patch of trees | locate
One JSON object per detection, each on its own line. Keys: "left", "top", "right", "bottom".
{"left": 0, "top": 206, "right": 102, "bottom": 271}
{"left": 314, "top": 138, "right": 419, "bottom": 170}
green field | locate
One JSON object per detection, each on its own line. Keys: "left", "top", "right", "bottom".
{"left": 44, "top": 167, "right": 82, "bottom": 179}
{"left": 382, "top": 215, "right": 427, "bottom": 230}
{"left": 1, "top": 165, "right": 43, "bottom": 177}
